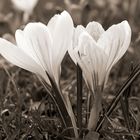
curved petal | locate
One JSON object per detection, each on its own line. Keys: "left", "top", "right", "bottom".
{"left": 68, "top": 25, "right": 86, "bottom": 64}
{"left": 48, "top": 11, "right": 74, "bottom": 62}
{"left": 97, "top": 20, "right": 131, "bottom": 86}
{"left": 98, "top": 20, "right": 131, "bottom": 71}
{"left": 112, "top": 21, "right": 131, "bottom": 65}
{"left": 16, "top": 22, "right": 53, "bottom": 79}
{"left": 68, "top": 45, "right": 78, "bottom": 65}
{"left": 86, "top": 21, "right": 105, "bottom": 41}
{"left": 0, "top": 38, "right": 49, "bottom": 83}
{"left": 73, "top": 25, "right": 86, "bottom": 48}
{"left": 76, "top": 32, "right": 107, "bottom": 92}
{"left": 47, "top": 14, "right": 59, "bottom": 35}
{"left": 48, "top": 11, "right": 74, "bottom": 85}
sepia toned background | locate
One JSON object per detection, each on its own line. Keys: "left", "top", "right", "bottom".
{"left": 0, "top": 0, "right": 140, "bottom": 139}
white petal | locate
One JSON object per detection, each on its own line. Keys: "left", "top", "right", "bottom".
{"left": 48, "top": 11, "right": 74, "bottom": 85}
{"left": 68, "top": 45, "right": 78, "bottom": 65}
{"left": 86, "top": 21, "right": 105, "bottom": 41}
{"left": 112, "top": 21, "right": 131, "bottom": 65}
{"left": 76, "top": 32, "right": 107, "bottom": 92}
{"left": 68, "top": 25, "right": 86, "bottom": 64}
{"left": 47, "top": 14, "right": 59, "bottom": 35}
{"left": 16, "top": 29, "right": 38, "bottom": 63}
{"left": 97, "top": 20, "right": 131, "bottom": 86}
{"left": 50, "top": 11, "right": 74, "bottom": 63}
{"left": 97, "top": 21, "right": 131, "bottom": 70}
{"left": 16, "top": 22, "right": 53, "bottom": 78}
{"left": 0, "top": 38, "right": 49, "bottom": 83}
{"left": 73, "top": 25, "right": 86, "bottom": 48}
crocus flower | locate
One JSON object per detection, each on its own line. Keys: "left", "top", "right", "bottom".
{"left": 0, "top": 11, "right": 79, "bottom": 137}
{"left": 0, "top": 11, "right": 74, "bottom": 88}
{"left": 69, "top": 20, "right": 131, "bottom": 93}
{"left": 11, "top": 0, "right": 39, "bottom": 22}
{"left": 11, "top": 0, "right": 38, "bottom": 14}
{"left": 69, "top": 20, "right": 131, "bottom": 130}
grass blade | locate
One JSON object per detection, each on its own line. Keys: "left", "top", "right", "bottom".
{"left": 95, "top": 64, "right": 140, "bottom": 132}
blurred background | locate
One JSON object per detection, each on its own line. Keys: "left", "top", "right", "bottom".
{"left": 0, "top": 0, "right": 140, "bottom": 85}
{"left": 0, "top": 0, "right": 140, "bottom": 36}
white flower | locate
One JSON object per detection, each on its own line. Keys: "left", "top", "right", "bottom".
{"left": 11, "top": 0, "right": 39, "bottom": 22}
{"left": 11, "top": 0, "right": 38, "bottom": 14}
{"left": 0, "top": 11, "right": 74, "bottom": 88}
{"left": 69, "top": 21, "right": 131, "bottom": 92}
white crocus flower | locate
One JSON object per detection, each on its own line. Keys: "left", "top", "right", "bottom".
{"left": 69, "top": 20, "right": 131, "bottom": 130}
{"left": 11, "top": 0, "right": 38, "bottom": 14}
{"left": 0, "top": 11, "right": 78, "bottom": 137}
{"left": 69, "top": 20, "right": 131, "bottom": 93}
{"left": 11, "top": 0, "right": 39, "bottom": 22}
{"left": 0, "top": 11, "right": 74, "bottom": 88}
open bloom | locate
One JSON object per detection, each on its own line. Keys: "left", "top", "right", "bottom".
{"left": 0, "top": 11, "right": 74, "bottom": 87}
{"left": 69, "top": 21, "right": 131, "bottom": 93}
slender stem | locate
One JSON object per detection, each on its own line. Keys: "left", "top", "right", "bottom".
{"left": 77, "top": 64, "right": 83, "bottom": 133}
{"left": 87, "top": 91, "right": 102, "bottom": 130}
{"left": 39, "top": 78, "right": 67, "bottom": 128}
{"left": 86, "top": 92, "right": 91, "bottom": 126}
{"left": 47, "top": 75, "right": 77, "bottom": 138}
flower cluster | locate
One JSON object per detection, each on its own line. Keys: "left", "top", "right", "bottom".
{"left": 0, "top": 11, "right": 131, "bottom": 138}
{"left": 69, "top": 20, "right": 131, "bottom": 93}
